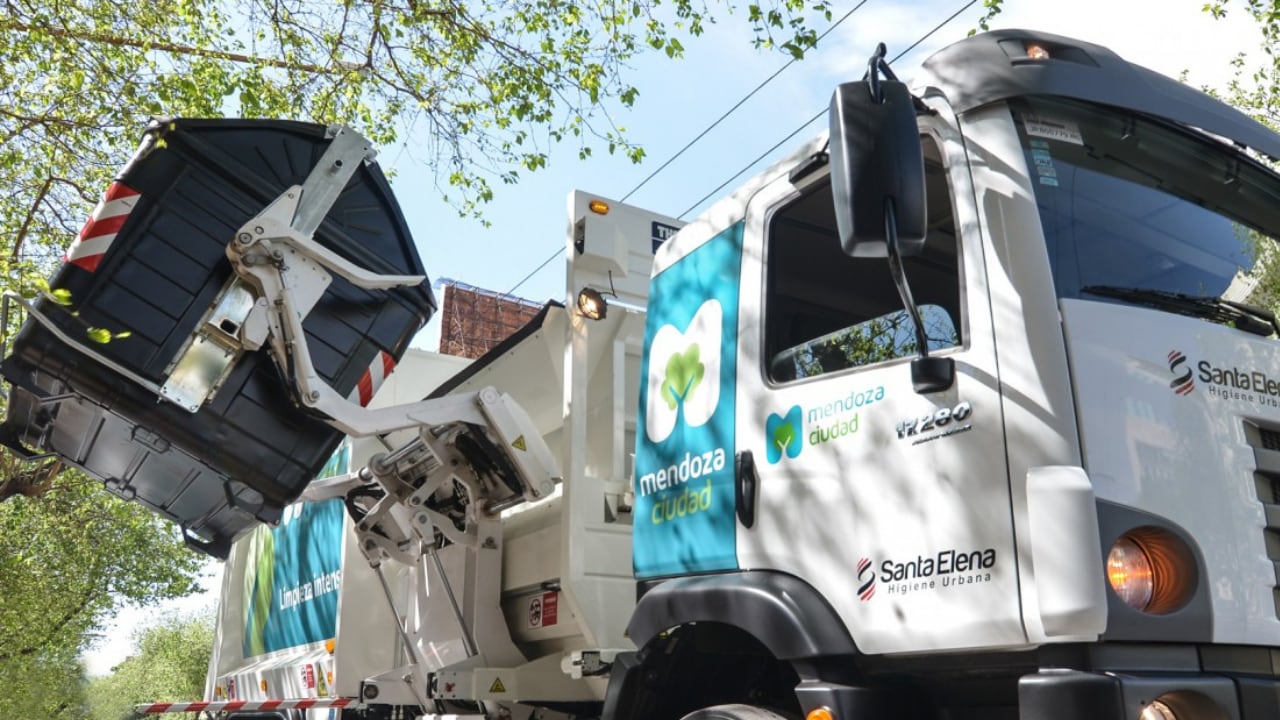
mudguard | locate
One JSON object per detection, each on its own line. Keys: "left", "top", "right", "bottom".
{"left": 627, "top": 571, "right": 858, "bottom": 660}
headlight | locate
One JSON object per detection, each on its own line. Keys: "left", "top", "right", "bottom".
{"left": 1108, "top": 536, "right": 1154, "bottom": 611}
{"left": 1141, "top": 691, "right": 1229, "bottom": 720}
{"left": 1106, "top": 527, "right": 1197, "bottom": 614}
{"left": 1139, "top": 700, "right": 1177, "bottom": 720}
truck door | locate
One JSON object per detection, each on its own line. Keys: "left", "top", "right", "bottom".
{"left": 733, "top": 123, "right": 1026, "bottom": 654}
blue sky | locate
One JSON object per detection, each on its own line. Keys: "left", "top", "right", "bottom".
{"left": 83, "top": 0, "right": 1261, "bottom": 676}
{"left": 387, "top": 0, "right": 1259, "bottom": 352}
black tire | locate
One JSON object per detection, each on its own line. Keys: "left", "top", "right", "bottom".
{"left": 679, "top": 704, "right": 795, "bottom": 720}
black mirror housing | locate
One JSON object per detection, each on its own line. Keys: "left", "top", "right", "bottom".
{"left": 911, "top": 356, "right": 956, "bottom": 394}
{"left": 828, "top": 80, "right": 927, "bottom": 258}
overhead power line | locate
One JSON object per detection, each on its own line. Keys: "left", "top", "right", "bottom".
{"left": 887, "top": 0, "right": 979, "bottom": 65}
{"left": 678, "top": 0, "right": 980, "bottom": 220}
{"left": 508, "top": 0, "right": 978, "bottom": 296}
{"left": 507, "top": 4, "right": 869, "bottom": 296}
{"left": 678, "top": 108, "right": 825, "bottom": 219}
{"left": 503, "top": 249, "right": 563, "bottom": 298}
{"left": 619, "top": 0, "right": 871, "bottom": 203}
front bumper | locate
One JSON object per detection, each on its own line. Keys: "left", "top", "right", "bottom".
{"left": 1019, "top": 668, "right": 1279, "bottom": 720}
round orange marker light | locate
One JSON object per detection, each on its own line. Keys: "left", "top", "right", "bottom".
{"left": 1108, "top": 536, "right": 1154, "bottom": 611}
{"left": 589, "top": 200, "right": 610, "bottom": 215}
{"left": 806, "top": 707, "right": 835, "bottom": 720}
{"left": 1025, "top": 43, "right": 1051, "bottom": 60}
{"left": 1107, "top": 528, "right": 1198, "bottom": 614}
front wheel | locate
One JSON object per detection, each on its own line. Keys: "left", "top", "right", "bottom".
{"left": 679, "top": 704, "right": 798, "bottom": 720}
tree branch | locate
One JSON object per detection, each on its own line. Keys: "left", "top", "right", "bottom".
{"left": 11, "top": 176, "right": 51, "bottom": 261}
{"left": 0, "top": 19, "right": 351, "bottom": 75}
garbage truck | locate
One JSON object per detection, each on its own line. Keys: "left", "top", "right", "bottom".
{"left": 6, "top": 26, "right": 1280, "bottom": 720}
{"left": 134, "top": 189, "right": 676, "bottom": 720}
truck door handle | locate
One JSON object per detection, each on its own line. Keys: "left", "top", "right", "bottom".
{"left": 735, "top": 450, "right": 758, "bottom": 529}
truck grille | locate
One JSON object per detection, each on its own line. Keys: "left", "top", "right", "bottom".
{"left": 1260, "top": 426, "right": 1280, "bottom": 453}
{"left": 1245, "top": 421, "right": 1280, "bottom": 618}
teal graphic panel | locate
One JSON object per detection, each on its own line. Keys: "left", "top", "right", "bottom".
{"left": 242, "top": 443, "right": 348, "bottom": 656}
{"left": 634, "top": 224, "right": 743, "bottom": 578}
{"left": 317, "top": 438, "right": 350, "bottom": 480}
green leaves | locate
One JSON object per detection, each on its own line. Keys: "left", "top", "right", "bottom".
{"left": 1203, "top": 3, "right": 1280, "bottom": 321}
{"left": 87, "top": 612, "right": 215, "bottom": 720}
{"left": 4, "top": 0, "right": 833, "bottom": 226}
{"left": 0, "top": 475, "right": 203, "bottom": 717}
{"left": 975, "top": 0, "right": 1005, "bottom": 32}
{"left": 85, "top": 327, "right": 132, "bottom": 344}
{"left": 48, "top": 287, "right": 73, "bottom": 306}
{"left": 31, "top": 285, "right": 134, "bottom": 343}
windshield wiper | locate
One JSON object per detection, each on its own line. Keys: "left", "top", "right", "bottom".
{"left": 1080, "top": 285, "right": 1279, "bottom": 337}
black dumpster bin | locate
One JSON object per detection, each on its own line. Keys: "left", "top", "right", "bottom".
{"left": 0, "top": 118, "right": 435, "bottom": 557}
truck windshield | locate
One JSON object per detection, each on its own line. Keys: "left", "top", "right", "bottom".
{"left": 1012, "top": 96, "right": 1280, "bottom": 315}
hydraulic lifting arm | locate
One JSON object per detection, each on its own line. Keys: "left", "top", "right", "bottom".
{"left": 221, "top": 126, "right": 563, "bottom": 707}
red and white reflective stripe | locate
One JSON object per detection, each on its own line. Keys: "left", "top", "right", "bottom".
{"left": 135, "top": 697, "right": 354, "bottom": 714}
{"left": 348, "top": 351, "right": 396, "bottom": 407}
{"left": 65, "top": 182, "right": 141, "bottom": 272}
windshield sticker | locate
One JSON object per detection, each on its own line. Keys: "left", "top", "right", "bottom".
{"left": 1023, "top": 113, "right": 1084, "bottom": 145}
{"left": 1030, "top": 148, "right": 1060, "bottom": 187}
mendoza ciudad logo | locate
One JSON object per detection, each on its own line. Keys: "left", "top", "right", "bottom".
{"left": 764, "top": 385, "right": 885, "bottom": 464}
{"left": 639, "top": 300, "right": 726, "bottom": 525}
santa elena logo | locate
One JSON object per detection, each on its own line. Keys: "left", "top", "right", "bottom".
{"left": 857, "top": 557, "right": 875, "bottom": 602}
{"left": 1163, "top": 350, "right": 1280, "bottom": 407}
{"left": 856, "top": 547, "right": 997, "bottom": 602}
{"left": 1168, "top": 350, "right": 1194, "bottom": 395}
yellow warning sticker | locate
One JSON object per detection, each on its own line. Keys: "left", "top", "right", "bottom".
{"left": 511, "top": 435, "right": 527, "bottom": 452}
{"left": 489, "top": 677, "right": 507, "bottom": 693}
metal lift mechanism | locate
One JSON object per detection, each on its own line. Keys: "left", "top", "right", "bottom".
{"left": 217, "top": 126, "right": 565, "bottom": 710}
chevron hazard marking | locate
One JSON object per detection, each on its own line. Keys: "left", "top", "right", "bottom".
{"left": 511, "top": 435, "right": 526, "bottom": 452}
{"left": 489, "top": 678, "right": 507, "bottom": 693}
{"left": 348, "top": 351, "right": 396, "bottom": 406}
{"left": 66, "top": 182, "right": 141, "bottom": 271}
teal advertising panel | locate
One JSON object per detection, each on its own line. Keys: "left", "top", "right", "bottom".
{"left": 317, "top": 438, "right": 350, "bottom": 480}
{"left": 634, "top": 224, "right": 743, "bottom": 578}
{"left": 241, "top": 442, "right": 349, "bottom": 657}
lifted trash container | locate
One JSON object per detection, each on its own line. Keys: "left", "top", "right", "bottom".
{"left": 0, "top": 118, "right": 435, "bottom": 557}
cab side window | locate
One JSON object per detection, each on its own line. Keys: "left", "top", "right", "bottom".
{"left": 765, "top": 136, "right": 963, "bottom": 382}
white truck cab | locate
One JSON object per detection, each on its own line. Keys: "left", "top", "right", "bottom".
{"left": 615, "top": 29, "right": 1280, "bottom": 720}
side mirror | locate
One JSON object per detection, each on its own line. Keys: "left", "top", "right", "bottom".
{"left": 827, "top": 45, "right": 953, "bottom": 395}
{"left": 828, "top": 80, "right": 926, "bottom": 258}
